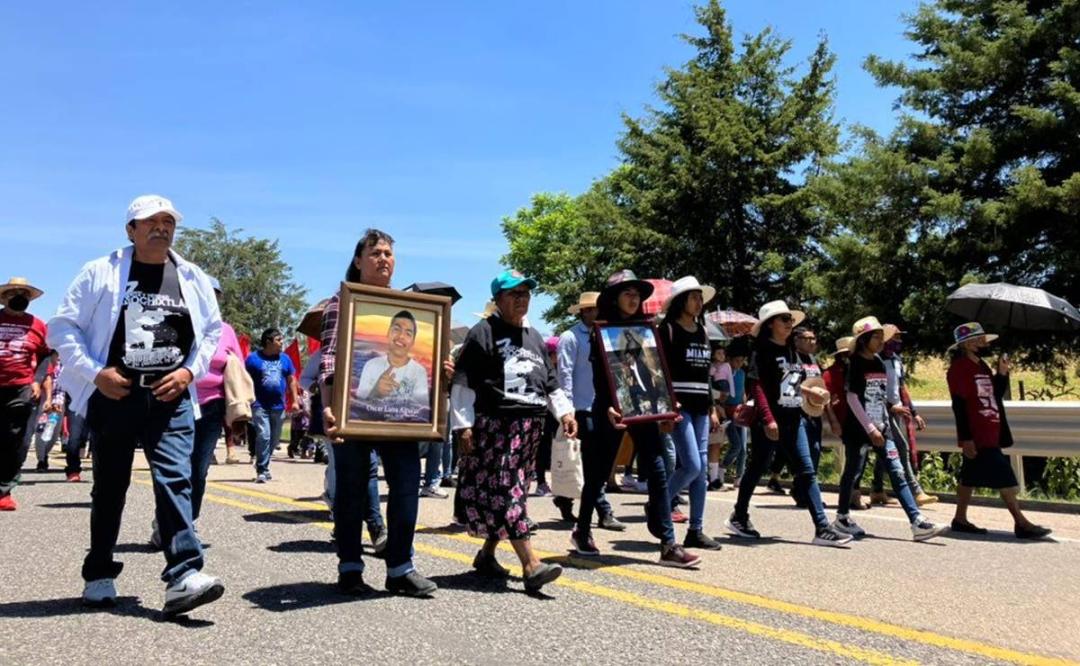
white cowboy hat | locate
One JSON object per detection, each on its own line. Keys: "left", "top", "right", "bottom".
{"left": 831, "top": 336, "right": 854, "bottom": 357}
{"left": 750, "top": 300, "right": 806, "bottom": 336}
{"left": 800, "top": 376, "right": 830, "bottom": 418}
{"left": 567, "top": 291, "right": 600, "bottom": 315}
{"left": 848, "top": 315, "right": 896, "bottom": 352}
{"left": 662, "top": 276, "right": 717, "bottom": 313}
{"left": 0, "top": 277, "right": 44, "bottom": 301}
{"left": 947, "top": 321, "right": 999, "bottom": 352}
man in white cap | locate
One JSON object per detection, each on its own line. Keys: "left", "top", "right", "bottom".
{"left": 48, "top": 194, "right": 226, "bottom": 615}
{"left": 0, "top": 277, "right": 51, "bottom": 511}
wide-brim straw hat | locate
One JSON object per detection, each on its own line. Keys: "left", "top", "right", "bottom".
{"left": 662, "top": 276, "right": 717, "bottom": 313}
{"left": 0, "top": 277, "right": 44, "bottom": 301}
{"left": 568, "top": 291, "right": 600, "bottom": 315}
{"left": 800, "top": 376, "right": 830, "bottom": 418}
{"left": 947, "top": 321, "right": 999, "bottom": 352}
{"left": 848, "top": 316, "right": 895, "bottom": 352}
{"left": 831, "top": 336, "right": 854, "bottom": 356}
{"left": 750, "top": 300, "right": 806, "bottom": 336}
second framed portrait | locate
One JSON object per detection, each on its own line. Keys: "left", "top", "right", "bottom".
{"left": 594, "top": 321, "right": 678, "bottom": 425}
{"left": 331, "top": 282, "right": 452, "bottom": 441}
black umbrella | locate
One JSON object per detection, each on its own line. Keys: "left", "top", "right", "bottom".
{"left": 403, "top": 281, "right": 462, "bottom": 305}
{"left": 945, "top": 282, "right": 1080, "bottom": 331}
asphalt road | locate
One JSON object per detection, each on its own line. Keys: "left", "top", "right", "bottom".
{"left": 2, "top": 446, "right": 1079, "bottom": 666}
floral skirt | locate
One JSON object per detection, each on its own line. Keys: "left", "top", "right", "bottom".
{"left": 457, "top": 414, "right": 543, "bottom": 541}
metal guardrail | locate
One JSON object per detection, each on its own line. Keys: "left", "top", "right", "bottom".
{"left": 823, "top": 401, "right": 1080, "bottom": 492}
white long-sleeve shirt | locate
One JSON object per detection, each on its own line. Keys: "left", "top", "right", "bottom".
{"left": 47, "top": 245, "right": 222, "bottom": 418}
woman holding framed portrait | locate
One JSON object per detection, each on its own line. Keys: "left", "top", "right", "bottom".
{"left": 573, "top": 270, "right": 701, "bottom": 569}
{"left": 451, "top": 269, "right": 576, "bottom": 594}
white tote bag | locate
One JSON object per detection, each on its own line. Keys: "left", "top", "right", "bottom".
{"left": 550, "top": 427, "right": 584, "bottom": 499}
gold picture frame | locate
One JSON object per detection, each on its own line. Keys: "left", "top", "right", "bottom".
{"left": 331, "top": 281, "right": 452, "bottom": 441}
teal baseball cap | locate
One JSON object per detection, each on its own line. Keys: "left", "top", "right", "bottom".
{"left": 490, "top": 269, "right": 538, "bottom": 297}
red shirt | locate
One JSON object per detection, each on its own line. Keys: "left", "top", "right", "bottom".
{"left": 822, "top": 362, "right": 847, "bottom": 424}
{"left": 946, "top": 356, "right": 1001, "bottom": 448}
{"left": 0, "top": 309, "right": 50, "bottom": 387}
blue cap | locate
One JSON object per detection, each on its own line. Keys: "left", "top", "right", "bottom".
{"left": 490, "top": 269, "right": 538, "bottom": 297}
{"left": 209, "top": 276, "right": 222, "bottom": 293}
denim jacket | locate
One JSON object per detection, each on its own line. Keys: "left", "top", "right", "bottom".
{"left": 47, "top": 245, "right": 222, "bottom": 418}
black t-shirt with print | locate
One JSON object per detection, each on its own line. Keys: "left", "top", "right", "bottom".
{"left": 660, "top": 321, "right": 712, "bottom": 414}
{"left": 106, "top": 259, "right": 194, "bottom": 377}
{"left": 844, "top": 353, "right": 890, "bottom": 437}
{"left": 457, "top": 315, "right": 558, "bottom": 417}
{"left": 748, "top": 339, "right": 803, "bottom": 424}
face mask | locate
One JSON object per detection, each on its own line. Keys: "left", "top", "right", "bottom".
{"left": 6, "top": 295, "right": 28, "bottom": 312}
{"left": 975, "top": 347, "right": 994, "bottom": 358}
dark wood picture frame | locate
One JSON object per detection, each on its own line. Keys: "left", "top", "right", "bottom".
{"left": 331, "top": 281, "right": 452, "bottom": 441}
{"left": 594, "top": 321, "right": 679, "bottom": 425}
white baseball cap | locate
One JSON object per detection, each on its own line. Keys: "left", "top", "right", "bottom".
{"left": 126, "top": 194, "right": 183, "bottom": 225}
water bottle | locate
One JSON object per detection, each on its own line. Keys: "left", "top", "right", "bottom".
{"left": 41, "top": 411, "right": 61, "bottom": 442}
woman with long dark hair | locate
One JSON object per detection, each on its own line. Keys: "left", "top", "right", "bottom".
{"left": 572, "top": 270, "right": 701, "bottom": 568}
{"left": 726, "top": 301, "right": 851, "bottom": 547}
{"left": 659, "top": 277, "right": 722, "bottom": 550}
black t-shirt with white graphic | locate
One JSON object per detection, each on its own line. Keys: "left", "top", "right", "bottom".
{"left": 107, "top": 259, "right": 195, "bottom": 377}
{"left": 845, "top": 353, "right": 889, "bottom": 435}
{"left": 660, "top": 321, "right": 712, "bottom": 414}
{"left": 457, "top": 315, "right": 558, "bottom": 417}
{"left": 748, "top": 339, "right": 803, "bottom": 423}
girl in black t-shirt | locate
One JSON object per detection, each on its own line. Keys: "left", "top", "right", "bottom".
{"left": 659, "top": 277, "right": 722, "bottom": 551}
{"left": 727, "top": 301, "right": 851, "bottom": 547}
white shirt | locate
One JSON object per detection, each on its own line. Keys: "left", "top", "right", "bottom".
{"left": 47, "top": 246, "right": 222, "bottom": 417}
{"left": 354, "top": 354, "right": 430, "bottom": 406}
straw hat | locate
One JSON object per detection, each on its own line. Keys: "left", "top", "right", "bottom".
{"left": 750, "top": 301, "right": 806, "bottom": 336}
{"left": 948, "top": 322, "right": 999, "bottom": 352}
{"left": 800, "top": 376, "right": 830, "bottom": 418}
{"left": 831, "top": 336, "right": 854, "bottom": 356}
{"left": 662, "top": 276, "right": 717, "bottom": 313}
{"left": 473, "top": 301, "right": 499, "bottom": 319}
{"left": 567, "top": 291, "right": 600, "bottom": 315}
{"left": 0, "top": 277, "right": 44, "bottom": 302}
{"left": 847, "top": 316, "right": 895, "bottom": 352}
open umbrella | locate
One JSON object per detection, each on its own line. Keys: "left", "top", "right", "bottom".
{"left": 403, "top": 281, "right": 463, "bottom": 305}
{"left": 296, "top": 298, "right": 330, "bottom": 339}
{"left": 945, "top": 282, "right": 1080, "bottom": 331}
{"left": 640, "top": 279, "right": 673, "bottom": 316}
{"left": 707, "top": 309, "right": 758, "bottom": 337}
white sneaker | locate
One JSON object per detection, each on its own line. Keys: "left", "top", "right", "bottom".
{"left": 911, "top": 519, "right": 948, "bottom": 542}
{"left": 832, "top": 515, "right": 867, "bottom": 538}
{"left": 82, "top": 578, "right": 117, "bottom": 607}
{"left": 163, "top": 571, "right": 225, "bottom": 616}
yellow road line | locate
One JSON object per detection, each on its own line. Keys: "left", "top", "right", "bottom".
{"left": 170, "top": 478, "right": 1076, "bottom": 666}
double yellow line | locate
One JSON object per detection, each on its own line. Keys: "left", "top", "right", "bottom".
{"left": 137, "top": 477, "right": 1075, "bottom": 666}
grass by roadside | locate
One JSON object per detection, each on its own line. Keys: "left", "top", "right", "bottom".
{"left": 904, "top": 356, "right": 1080, "bottom": 401}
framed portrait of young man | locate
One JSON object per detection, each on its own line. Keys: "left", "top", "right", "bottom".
{"left": 331, "top": 282, "right": 452, "bottom": 441}
{"left": 594, "top": 321, "right": 679, "bottom": 425}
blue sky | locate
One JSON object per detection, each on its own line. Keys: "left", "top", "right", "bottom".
{"left": 0, "top": 0, "right": 920, "bottom": 335}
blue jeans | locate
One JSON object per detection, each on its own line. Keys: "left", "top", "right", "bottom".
{"left": 423, "top": 440, "right": 444, "bottom": 487}
{"left": 734, "top": 415, "right": 829, "bottom": 530}
{"left": 83, "top": 389, "right": 202, "bottom": 585}
{"left": 334, "top": 441, "right": 418, "bottom": 578}
{"left": 722, "top": 421, "right": 747, "bottom": 478}
{"left": 323, "top": 441, "right": 384, "bottom": 535}
{"left": 252, "top": 405, "right": 284, "bottom": 476}
{"left": 191, "top": 398, "right": 225, "bottom": 521}
{"left": 668, "top": 410, "right": 710, "bottom": 530}
{"left": 838, "top": 434, "right": 921, "bottom": 523}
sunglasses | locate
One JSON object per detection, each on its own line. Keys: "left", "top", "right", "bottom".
{"left": 776, "top": 314, "right": 794, "bottom": 324}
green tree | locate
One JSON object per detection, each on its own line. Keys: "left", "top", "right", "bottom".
{"left": 174, "top": 219, "right": 308, "bottom": 339}
{"left": 615, "top": 0, "right": 839, "bottom": 311}
{"left": 811, "top": 0, "right": 1080, "bottom": 354}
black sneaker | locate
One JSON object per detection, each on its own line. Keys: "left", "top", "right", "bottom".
{"left": 524, "top": 562, "right": 563, "bottom": 593}
{"left": 386, "top": 571, "right": 437, "bottom": 597}
{"left": 813, "top": 526, "right": 854, "bottom": 548}
{"left": 683, "top": 529, "right": 723, "bottom": 551}
{"left": 570, "top": 529, "right": 600, "bottom": 556}
{"left": 950, "top": 519, "right": 988, "bottom": 535}
{"left": 766, "top": 478, "right": 786, "bottom": 495}
{"left": 707, "top": 478, "right": 725, "bottom": 491}
{"left": 598, "top": 513, "right": 627, "bottom": 532}
{"left": 554, "top": 498, "right": 577, "bottom": 523}
{"left": 337, "top": 570, "right": 373, "bottom": 596}
{"left": 724, "top": 512, "right": 761, "bottom": 539}
{"left": 472, "top": 550, "right": 510, "bottom": 578}
{"left": 35, "top": 460, "right": 48, "bottom": 472}
{"left": 1015, "top": 524, "right": 1052, "bottom": 540}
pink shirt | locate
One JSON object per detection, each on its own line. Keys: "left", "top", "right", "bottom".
{"left": 195, "top": 322, "right": 243, "bottom": 405}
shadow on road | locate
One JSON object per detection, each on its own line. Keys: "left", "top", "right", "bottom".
{"left": 38, "top": 502, "right": 92, "bottom": 509}
{"left": 946, "top": 530, "right": 1057, "bottom": 545}
{"left": 115, "top": 542, "right": 161, "bottom": 554}
{"left": 268, "top": 539, "right": 336, "bottom": 554}
{"left": 0, "top": 596, "right": 212, "bottom": 627}
{"left": 243, "top": 509, "right": 330, "bottom": 524}
{"left": 242, "top": 581, "right": 374, "bottom": 611}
